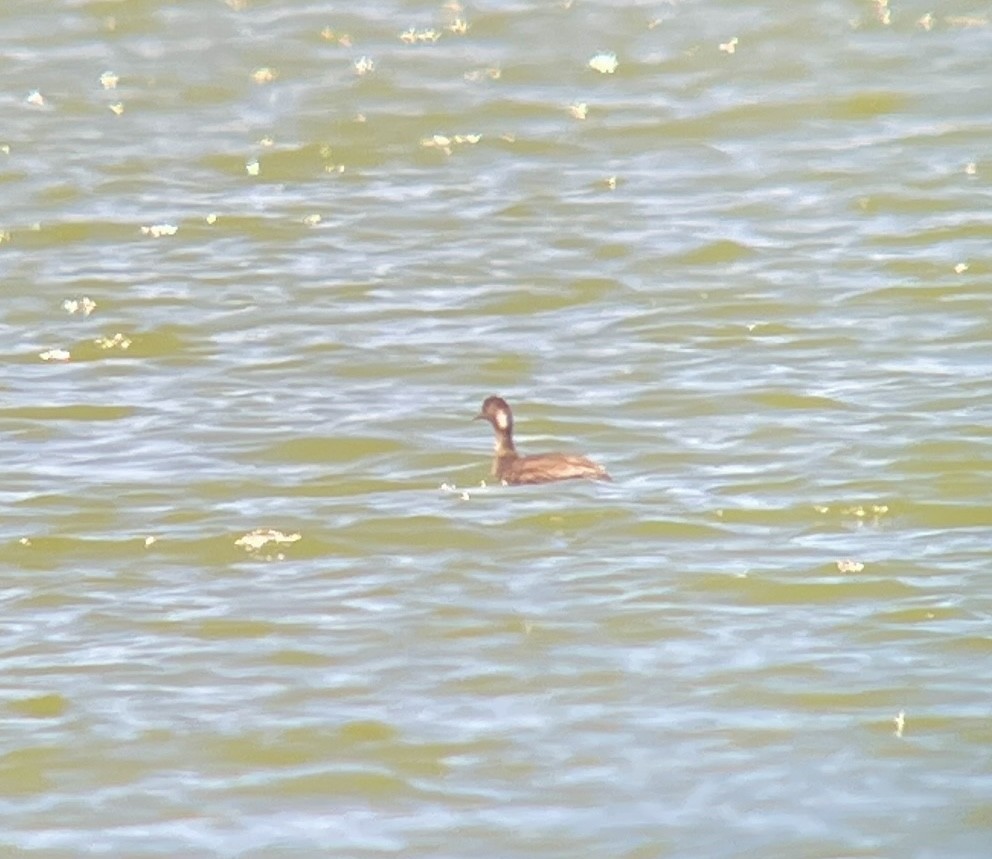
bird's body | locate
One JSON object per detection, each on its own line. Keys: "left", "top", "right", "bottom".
{"left": 474, "top": 396, "right": 610, "bottom": 485}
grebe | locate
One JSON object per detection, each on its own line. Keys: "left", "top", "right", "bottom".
{"left": 474, "top": 396, "right": 611, "bottom": 485}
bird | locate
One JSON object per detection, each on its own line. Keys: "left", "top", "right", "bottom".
{"left": 474, "top": 396, "right": 611, "bottom": 485}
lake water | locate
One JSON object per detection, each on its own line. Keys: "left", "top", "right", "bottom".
{"left": 2, "top": 1, "right": 991, "bottom": 856}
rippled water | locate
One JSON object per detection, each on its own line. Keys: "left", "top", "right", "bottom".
{"left": 3, "top": 1, "right": 992, "bottom": 856}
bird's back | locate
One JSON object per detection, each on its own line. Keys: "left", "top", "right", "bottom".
{"left": 496, "top": 452, "right": 611, "bottom": 485}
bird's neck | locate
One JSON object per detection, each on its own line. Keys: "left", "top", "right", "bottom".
{"left": 493, "top": 428, "right": 517, "bottom": 458}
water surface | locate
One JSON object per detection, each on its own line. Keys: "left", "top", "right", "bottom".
{"left": 2, "top": 1, "right": 992, "bottom": 856}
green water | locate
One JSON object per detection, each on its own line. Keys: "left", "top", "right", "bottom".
{"left": 2, "top": 1, "right": 991, "bottom": 856}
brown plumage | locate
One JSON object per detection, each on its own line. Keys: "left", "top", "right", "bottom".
{"left": 474, "top": 396, "right": 611, "bottom": 485}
